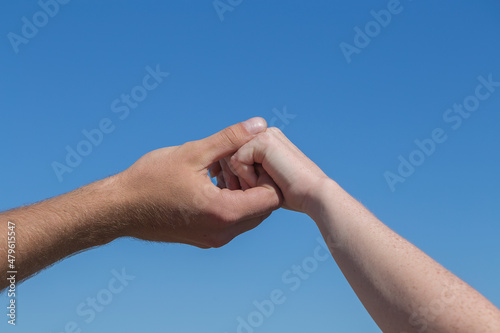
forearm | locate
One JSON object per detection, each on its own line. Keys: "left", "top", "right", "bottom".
{"left": 308, "top": 179, "right": 500, "bottom": 332}
{"left": 0, "top": 176, "right": 126, "bottom": 291}
{"left": 0, "top": 118, "right": 279, "bottom": 291}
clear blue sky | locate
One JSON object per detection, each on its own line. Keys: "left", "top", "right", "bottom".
{"left": 1, "top": 1, "right": 499, "bottom": 332}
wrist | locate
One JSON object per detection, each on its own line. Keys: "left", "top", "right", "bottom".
{"left": 304, "top": 177, "right": 340, "bottom": 221}
{"left": 75, "top": 174, "right": 132, "bottom": 245}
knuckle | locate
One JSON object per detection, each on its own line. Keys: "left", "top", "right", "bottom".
{"left": 178, "top": 141, "right": 200, "bottom": 163}
{"left": 267, "top": 127, "right": 283, "bottom": 136}
{"left": 229, "top": 155, "right": 243, "bottom": 173}
{"left": 229, "top": 154, "right": 237, "bottom": 167}
{"left": 220, "top": 127, "right": 240, "bottom": 148}
{"left": 256, "top": 131, "right": 275, "bottom": 147}
{"left": 180, "top": 140, "right": 196, "bottom": 153}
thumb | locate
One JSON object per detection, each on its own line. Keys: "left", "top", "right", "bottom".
{"left": 196, "top": 117, "right": 267, "bottom": 167}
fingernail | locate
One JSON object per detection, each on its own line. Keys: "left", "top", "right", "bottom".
{"left": 242, "top": 117, "right": 267, "bottom": 135}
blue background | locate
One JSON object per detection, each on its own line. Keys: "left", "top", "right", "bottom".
{"left": 1, "top": 1, "right": 499, "bottom": 332}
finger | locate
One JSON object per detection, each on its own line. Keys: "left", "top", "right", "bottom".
{"left": 194, "top": 117, "right": 267, "bottom": 167}
{"left": 230, "top": 129, "right": 295, "bottom": 192}
{"left": 229, "top": 145, "right": 261, "bottom": 188}
{"left": 239, "top": 177, "right": 251, "bottom": 191}
{"left": 254, "top": 164, "right": 283, "bottom": 202}
{"left": 209, "top": 162, "right": 222, "bottom": 178}
{"left": 220, "top": 158, "right": 241, "bottom": 190}
{"left": 223, "top": 155, "right": 257, "bottom": 190}
{"left": 217, "top": 172, "right": 226, "bottom": 189}
{"left": 219, "top": 175, "right": 283, "bottom": 221}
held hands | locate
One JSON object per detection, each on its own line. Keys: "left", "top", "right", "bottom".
{"left": 116, "top": 117, "right": 283, "bottom": 248}
{"left": 211, "top": 127, "right": 329, "bottom": 215}
{"left": 116, "top": 117, "right": 327, "bottom": 249}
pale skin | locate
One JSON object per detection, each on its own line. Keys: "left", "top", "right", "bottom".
{"left": 1, "top": 118, "right": 499, "bottom": 332}
{"left": 217, "top": 126, "right": 500, "bottom": 333}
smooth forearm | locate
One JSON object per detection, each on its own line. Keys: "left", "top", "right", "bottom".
{"left": 308, "top": 179, "right": 500, "bottom": 332}
{"left": 224, "top": 128, "right": 500, "bottom": 331}
{"left": 0, "top": 176, "right": 126, "bottom": 291}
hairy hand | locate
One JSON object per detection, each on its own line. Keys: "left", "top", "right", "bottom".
{"left": 116, "top": 118, "right": 283, "bottom": 248}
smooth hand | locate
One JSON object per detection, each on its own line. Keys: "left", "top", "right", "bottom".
{"left": 211, "top": 127, "right": 329, "bottom": 214}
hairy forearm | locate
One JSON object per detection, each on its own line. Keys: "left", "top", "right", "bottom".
{"left": 308, "top": 179, "right": 500, "bottom": 332}
{"left": 0, "top": 176, "right": 127, "bottom": 291}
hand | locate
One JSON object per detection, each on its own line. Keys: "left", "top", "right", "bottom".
{"left": 212, "top": 127, "right": 329, "bottom": 214}
{"left": 116, "top": 118, "right": 283, "bottom": 248}
{"left": 179, "top": 126, "right": 500, "bottom": 333}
